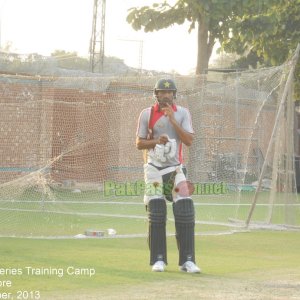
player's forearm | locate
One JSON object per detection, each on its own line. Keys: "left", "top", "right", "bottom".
{"left": 169, "top": 119, "right": 194, "bottom": 146}
{"left": 136, "top": 137, "right": 158, "bottom": 150}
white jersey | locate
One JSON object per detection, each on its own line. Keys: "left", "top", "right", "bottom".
{"left": 136, "top": 103, "right": 194, "bottom": 167}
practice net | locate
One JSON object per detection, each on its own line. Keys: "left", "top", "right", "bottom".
{"left": 0, "top": 52, "right": 299, "bottom": 238}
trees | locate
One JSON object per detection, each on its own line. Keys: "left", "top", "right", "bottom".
{"left": 126, "top": 0, "right": 242, "bottom": 74}
{"left": 50, "top": 50, "right": 130, "bottom": 74}
{"left": 51, "top": 50, "right": 90, "bottom": 71}
{"left": 220, "top": 0, "right": 300, "bottom": 99}
{"left": 223, "top": 0, "right": 299, "bottom": 65}
{"left": 127, "top": 0, "right": 299, "bottom": 93}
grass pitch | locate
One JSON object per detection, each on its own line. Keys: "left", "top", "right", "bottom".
{"left": 0, "top": 190, "right": 299, "bottom": 299}
{"left": 1, "top": 231, "right": 300, "bottom": 299}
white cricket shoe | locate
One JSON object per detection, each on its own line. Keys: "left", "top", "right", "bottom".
{"left": 152, "top": 261, "right": 165, "bottom": 272}
{"left": 180, "top": 261, "right": 201, "bottom": 273}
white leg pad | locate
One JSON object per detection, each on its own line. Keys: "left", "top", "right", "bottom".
{"left": 173, "top": 166, "right": 192, "bottom": 202}
{"left": 143, "top": 164, "right": 163, "bottom": 205}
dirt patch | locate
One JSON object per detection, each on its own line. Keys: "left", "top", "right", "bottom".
{"left": 44, "top": 271, "right": 300, "bottom": 300}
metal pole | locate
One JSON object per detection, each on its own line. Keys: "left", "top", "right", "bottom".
{"left": 246, "top": 43, "right": 300, "bottom": 227}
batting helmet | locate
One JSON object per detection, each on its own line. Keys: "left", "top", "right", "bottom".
{"left": 154, "top": 78, "right": 177, "bottom": 98}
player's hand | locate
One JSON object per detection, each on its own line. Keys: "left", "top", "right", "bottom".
{"left": 162, "top": 103, "right": 175, "bottom": 121}
{"left": 156, "top": 135, "right": 169, "bottom": 145}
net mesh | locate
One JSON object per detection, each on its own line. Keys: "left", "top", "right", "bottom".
{"left": 0, "top": 55, "right": 299, "bottom": 238}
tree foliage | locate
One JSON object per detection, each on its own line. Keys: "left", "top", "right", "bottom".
{"left": 222, "top": 0, "right": 300, "bottom": 99}
{"left": 126, "top": 0, "right": 243, "bottom": 74}
{"left": 127, "top": 0, "right": 299, "bottom": 93}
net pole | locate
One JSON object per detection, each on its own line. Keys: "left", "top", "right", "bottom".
{"left": 246, "top": 44, "right": 300, "bottom": 227}
{"left": 266, "top": 118, "right": 282, "bottom": 223}
{"left": 284, "top": 83, "right": 297, "bottom": 224}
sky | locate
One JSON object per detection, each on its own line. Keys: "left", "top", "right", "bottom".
{"left": 0, "top": 0, "right": 205, "bottom": 74}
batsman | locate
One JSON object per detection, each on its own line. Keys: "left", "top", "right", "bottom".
{"left": 136, "top": 78, "right": 201, "bottom": 273}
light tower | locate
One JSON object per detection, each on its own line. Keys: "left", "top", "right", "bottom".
{"left": 89, "top": 0, "right": 106, "bottom": 73}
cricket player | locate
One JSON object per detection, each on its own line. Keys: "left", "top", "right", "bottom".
{"left": 136, "top": 78, "right": 201, "bottom": 273}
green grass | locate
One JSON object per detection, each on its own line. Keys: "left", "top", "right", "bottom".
{"left": 1, "top": 231, "right": 300, "bottom": 299}
{"left": 0, "top": 189, "right": 299, "bottom": 237}
{"left": 1, "top": 187, "right": 300, "bottom": 298}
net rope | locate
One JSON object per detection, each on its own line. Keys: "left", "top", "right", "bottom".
{"left": 0, "top": 52, "right": 299, "bottom": 238}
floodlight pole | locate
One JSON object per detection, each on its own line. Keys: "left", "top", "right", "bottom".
{"left": 245, "top": 43, "right": 300, "bottom": 227}
{"left": 89, "top": 0, "right": 106, "bottom": 73}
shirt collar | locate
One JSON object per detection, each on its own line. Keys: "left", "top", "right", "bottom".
{"left": 154, "top": 103, "right": 177, "bottom": 112}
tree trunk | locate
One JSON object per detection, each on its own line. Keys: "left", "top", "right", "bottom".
{"left": 196, "top": 18, "right": 210, "bottom": 75}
